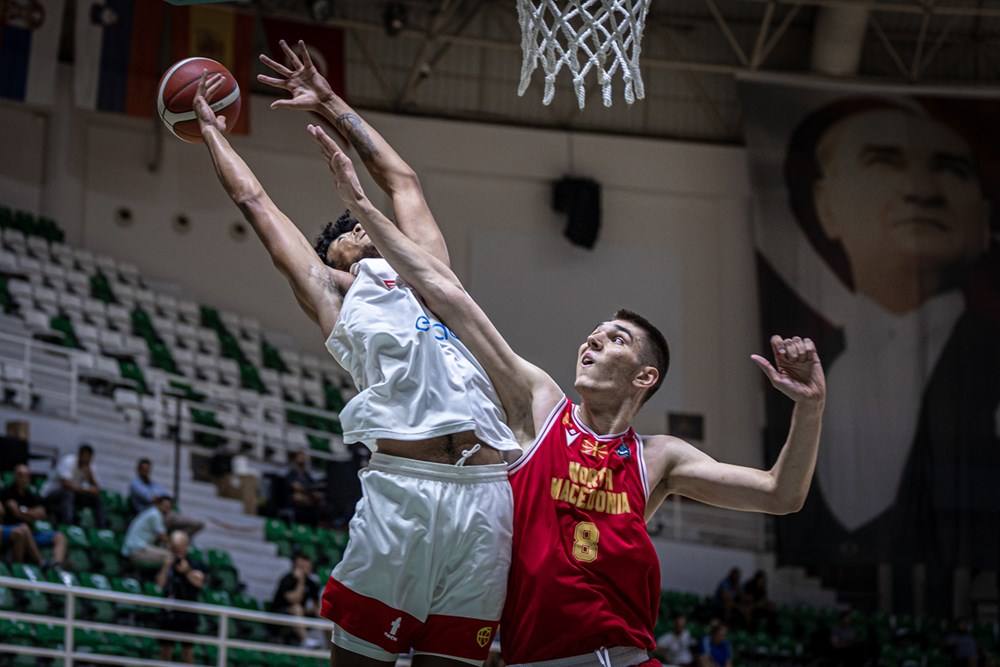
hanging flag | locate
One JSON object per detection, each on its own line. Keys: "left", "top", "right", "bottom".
{"left": 0, "top": 0, "right": 65, "bottom": 105}
{"left": 168, "top": 3, "right": 253, "bottom": 134}
{"left": 261, "top": 16, "right": 346, "bottom": 98}
{"left": 75, "top": 0, "right": 252, "bottom": 134}
{"left": 75, "top": 0, "right": 166, "bottom": 116}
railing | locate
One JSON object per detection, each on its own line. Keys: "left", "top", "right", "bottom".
{"left": 0, "top": 575, "right": 331, "bottom": 666}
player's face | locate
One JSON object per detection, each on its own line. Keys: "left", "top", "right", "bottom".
{"left": 814, "top": 110, "right": 989, "bottom": 280}
{"left": 326, "top": 223, "right": 379, "bottom": 270}
{"left": 575, "top": 320, "right": 645, "bottom": 395}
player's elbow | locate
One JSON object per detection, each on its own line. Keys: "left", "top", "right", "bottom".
{"left": 387, "top": 166, "right": 421, "bottom": 195}
{"left": 233, "top": 186, "right": 267, "bottom": 213}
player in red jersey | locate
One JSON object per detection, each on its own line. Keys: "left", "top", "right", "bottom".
{"left": 309, "top": 128, "right": 827, "bottom": 667}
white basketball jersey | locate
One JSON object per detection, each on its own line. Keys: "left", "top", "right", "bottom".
{"left": 326, "top": 258, "right": 521, "bottom": 461}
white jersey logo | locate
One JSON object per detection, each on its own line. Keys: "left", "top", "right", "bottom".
{"left": 384, "top": 617, "right": 402, "bottom": 641}
{"left": 565, "top": 429, "right": 581, "bottom": 447}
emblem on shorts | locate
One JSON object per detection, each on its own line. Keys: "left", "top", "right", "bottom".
{"left": 383, "top": 279, "right": 397, "bottom": 289}
{"left": 476, "top": 626, "right": 493, "bottom": 648}
{"left": 384, "top": 617, "right": 402, "bottom": 641}
{"left": 616, "top": 442, "right": 631, "bottom": 459}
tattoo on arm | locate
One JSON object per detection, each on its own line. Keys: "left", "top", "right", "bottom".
{"left": 334, "top": 113, "right": 379, "bottom": 164}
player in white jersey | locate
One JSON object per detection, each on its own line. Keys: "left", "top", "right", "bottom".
{"left": 193, "top": 43, "right": 519, "bottom": 666}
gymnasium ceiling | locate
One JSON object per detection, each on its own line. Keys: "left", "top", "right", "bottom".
{"left": 236, "top": 1, "right": 1000, "bottom": 142}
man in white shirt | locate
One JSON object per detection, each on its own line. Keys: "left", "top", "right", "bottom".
{"left": 42, "top": 444, "right": 105, "bottom": 528}
{"left": 656, "top": 615, "right": 694, "bottom": 667}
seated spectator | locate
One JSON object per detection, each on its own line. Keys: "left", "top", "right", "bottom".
{"left": 42, "top": 444, "right": 106, "bottom": 528}
{"left": 285, "top": 450, "right": 324, "bottom": 526}
{"left": 946, "top": 618, "right": 978, "bottom": 667}
{"left": 699, "top": 623, "right": 733, "bottom": 667}
{"left": 0, "top": 502, "right": 29, "bottom": 562}
{"left": 2, "top": 464, "right": 67, "bottom": 568}
{"left": 656, "top": 614, "right": 694, "bottom": 667}
{"left": 129, "top": 458, "right": 204, "bottom": 536}
{"left": 829, "top": 610, "right": 862, "bottom": 665}
{"left": 713, "top": 567, "right": 741, "bottom": 624}
{"left": 742, "top": 570, "right": 776, "bottom": 631}
{"left": 122, "top": 495, "right": 172, "bottom": 569}
{"left": 271, "top": 552, "right": 321, "bottom": 648}
{"left": 156, "top": 530, "right": 206, "bottom": 665}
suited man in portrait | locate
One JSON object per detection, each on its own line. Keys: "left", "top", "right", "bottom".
{"left": 758, "top": 96, "right": 1000, "bottom": 613}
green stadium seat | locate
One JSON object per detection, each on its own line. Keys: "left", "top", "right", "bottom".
{"left": 93, "top": 551, "right": 122, "bottom": 577}
{"left": 291, "top": 523, "right": 319, "bottom": 545}
{"left": 62, "top": 525, "right": 90, "bottom": 548}
{"left": 78, "top": 573, "right": 115, "bottom": 623}
{"left": 0, "top": 586, "right": 15, "bottom": 611}
{"left": 88, "top": 528, "right": 120, "bottom": 552}
{"left": 265, "top": 518, "right": 291, "bottom": 542}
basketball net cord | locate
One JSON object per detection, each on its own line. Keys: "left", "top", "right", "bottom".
{"left": 517, "top": 0, "right": 651, "bottom": 108}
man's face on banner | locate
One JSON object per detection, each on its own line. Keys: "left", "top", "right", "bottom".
{"left": 813, "top": 109, "right": 989, "bottom": 293}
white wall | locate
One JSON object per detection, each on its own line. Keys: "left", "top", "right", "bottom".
{"left": 0, "top": 66, "right": 762, "bottom": 467}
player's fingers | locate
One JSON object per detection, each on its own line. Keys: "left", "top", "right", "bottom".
{"left": 217, "top": 116, "right": 227, "bottom": 131}
{"left": 298, "top": 40, "right": 314, "bottom": 69}
{"left": 205, "top": 76, "right": 224, "bottom": 100}
{"left": 259, "top": 54, "right": 293, "bottom": 77}
{"left": 769, "top": 335, "right": 784, "bottom": 360}
{"left": 279, "top": 39, "right": 303, "bottom": 69}
{"left": 788, "top": 340, "right": 801, "bottom": 362}
{"left": 195, "top": 70, "right": 208, "bottom": 97}
{"left": 751, "top": 355, "right": 781, "bottom": 383}
{"left": 803, "top": 338, "right": 816, "bottom": 359}
{"left": 257, "top": 74, "right": 288, "bottom": 89}
{"left": 270, "top": 99, "right": 298, "bottom": 110}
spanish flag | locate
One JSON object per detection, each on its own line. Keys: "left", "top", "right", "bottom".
{"left": 168, "top": 3, "right": 253, "bottom": 134}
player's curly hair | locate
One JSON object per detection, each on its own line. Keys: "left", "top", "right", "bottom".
{"left": 314, "top": 210, "right": 360, "bottom": 268}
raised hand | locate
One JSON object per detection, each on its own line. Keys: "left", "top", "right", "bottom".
{"left": 192, "top": 71, "right": 227, "bottom": 133}
{"left": 752, "top": 336, "right": 826, "bottom": 405}
{"left": 307, "top": 124, "right": 367, "bottom": 207}
{"left": 258, "top": 39, "right": 334, "bottom": 112}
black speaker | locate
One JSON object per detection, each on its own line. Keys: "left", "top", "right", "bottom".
{"left": 552, "top": 176, "right": 601, "bottom": 249}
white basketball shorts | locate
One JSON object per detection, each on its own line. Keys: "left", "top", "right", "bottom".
{"left": 320, "top": 452, "right": 513, "bottom": 664}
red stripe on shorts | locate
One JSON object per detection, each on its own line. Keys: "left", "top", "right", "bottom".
{"left": 413, "top": 614, "right": 500, "bottom": 662}
{"left": 321, "top": 576, "right": 421, "bottom": 654}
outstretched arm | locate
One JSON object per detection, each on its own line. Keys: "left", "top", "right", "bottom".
{"left": 308, "top": 124, "right": 562, "bottom": 442}
{"left": 193, "top": 73, "right": 350, "bottom": 336}
{"left": 259, "top": 40, "right": 449, "bottom": 266}
{"left": 647, "top": 336, "right": 825, "bottom": 517}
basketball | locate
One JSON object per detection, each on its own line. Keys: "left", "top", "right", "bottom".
{"left": 156, "top": 57, "right": 241, "bottom": 143}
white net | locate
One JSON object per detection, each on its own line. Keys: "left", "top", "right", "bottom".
{"left": 516, "top": 0, "right": 652, "bottom": 108}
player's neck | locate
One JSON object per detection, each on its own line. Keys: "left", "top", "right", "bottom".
{"left": 575, "top": 395, "right": 636, "bottom": 437}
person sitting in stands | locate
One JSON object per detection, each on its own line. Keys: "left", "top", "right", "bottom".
{"left": 157, "top": 530, "right": 206, "bottom": 665}
{"left": 129, "top": 458, "right": 204, "bottom": 535}
{"left": 42, "top": 444, "right": 106, "bottom": 528}
{"left": 271, "top": 551, "right": 321, "bottom": 648}
{"left": 284, "top": 450, "right": 324, "bottom": 526}
{"left": 122, "top": 494, "right": 172, "bottom": 569}
{"left": 1, "top": 464, "right": 67, "bottom": 568}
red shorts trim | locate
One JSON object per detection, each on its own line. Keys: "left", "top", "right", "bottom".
{"left": 321, "top": 576, "right": 499, "bottom": 661}
{"left": 414, "top": 614, "right": 499, "bottom": 662}
{"left": 321, "top": 577, "right": 421, "bottom": 654}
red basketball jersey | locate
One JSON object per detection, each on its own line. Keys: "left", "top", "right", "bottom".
{"left": 501, "top": 398, "right": 660, "bottom": 664}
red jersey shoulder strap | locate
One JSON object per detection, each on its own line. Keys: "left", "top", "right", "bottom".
{"left": 635, "top": 434, "right": 650, "bottom": 500}
{"left": 508, "top": 396, "right": 568, "bottom": 475}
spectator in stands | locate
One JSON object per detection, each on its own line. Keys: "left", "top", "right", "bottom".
{"left": 946, "top": 618, "right": 979, "bottom": 667}
{"left": 42, "top": 444, "right": 106, "bottom": 528}
{"left": 0, "top": 502, "right": 30, "bottom": 563}
{"left": 285, "top": 450, "right": 323, "bottom": 526}
{"left": 1, "top": 464, "right": 67, "bottom": 568}
{"left": 271, "top": 551, "right": 321, "bottom": 648}
{"left": 742, "top": 570, "right": 776, "bottom": 631}
{"left": 699, "top": 622, "right": 733, "bottom": 667}
{"left": 128, "top": 458, "right": 204, "bottom": 536}
{"left": 156, "top": 530, "right": 206, "bottom": 665}
{"left": 828, "top": 610, "right": 862, "bottom": 665}
{"left": 714, "top": 567, "right": 742, "bottom": 624}
{"left": 656, "top": 614, "right": 694, "bottom": 667}
{"left": 122, "top": 494, "right": 172, "bottom": 569}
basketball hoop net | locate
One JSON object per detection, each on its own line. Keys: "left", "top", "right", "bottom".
{"left": 516, "top": 0, "right": 652, "bottom": 109}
